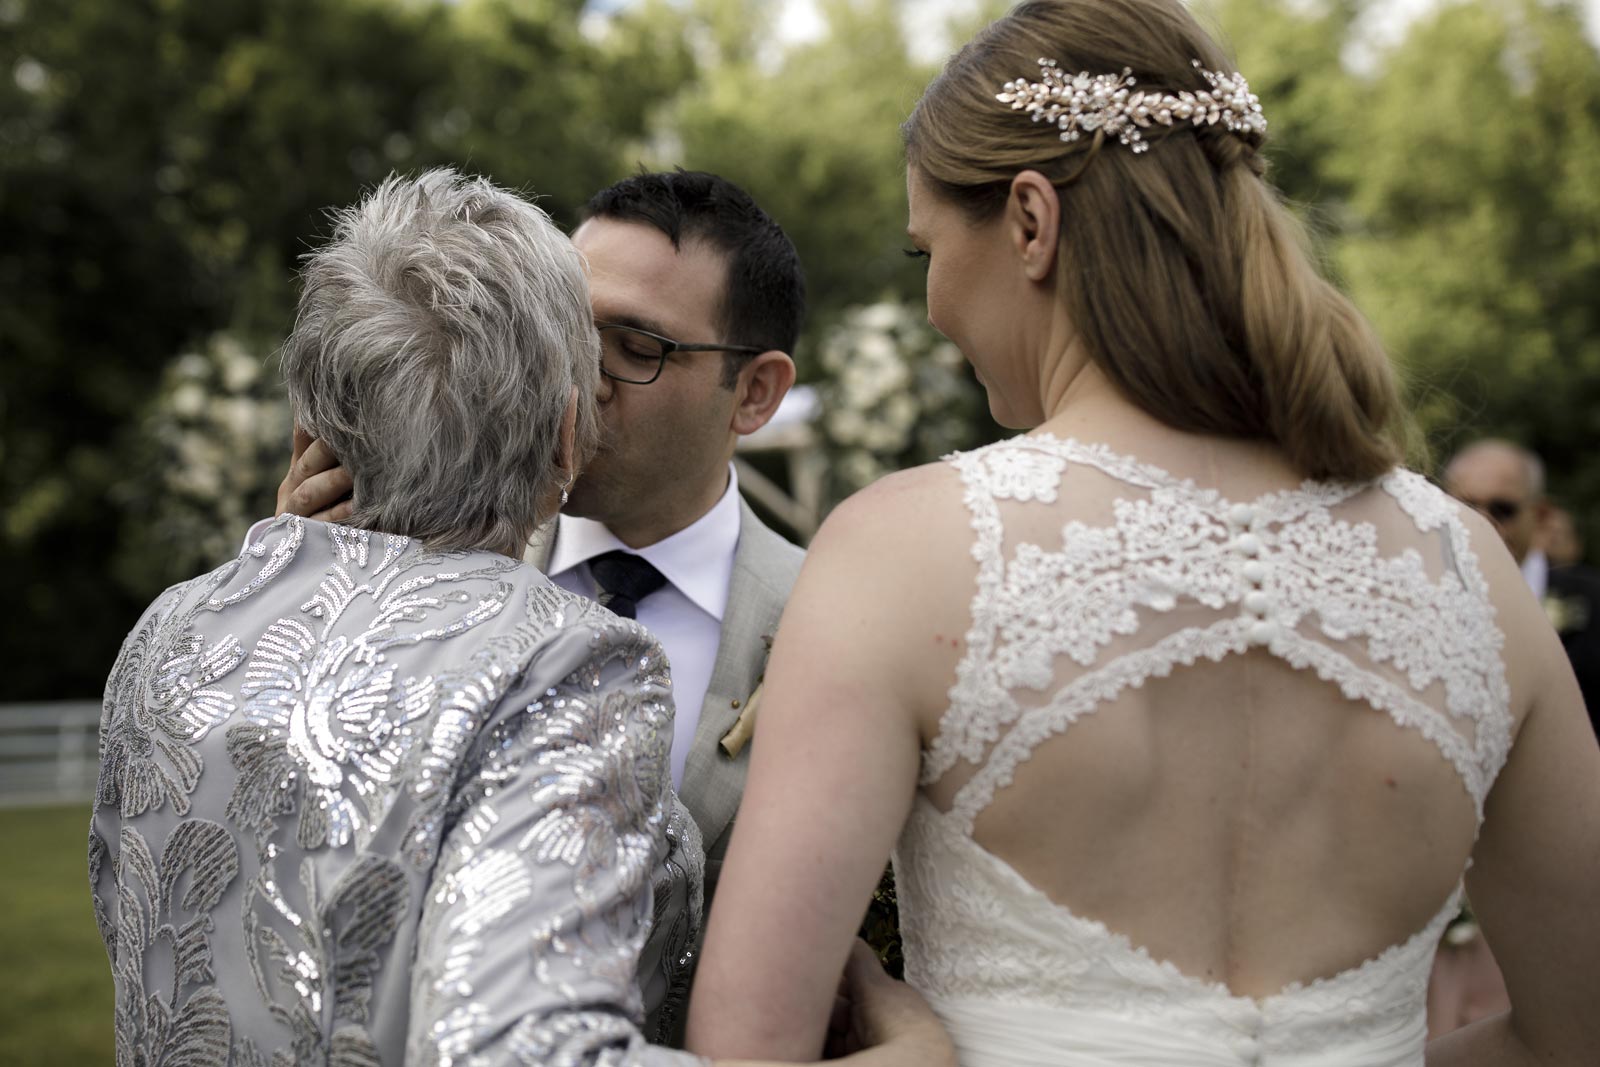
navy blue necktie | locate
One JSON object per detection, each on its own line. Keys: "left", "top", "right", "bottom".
{"left": 589, "top": 551, "right": 667, "bottom": 620}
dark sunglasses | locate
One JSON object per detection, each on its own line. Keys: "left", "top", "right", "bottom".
{"left": 596, "top": 323, "right": 764, "bottom": 385}
{"left": 1457, "top": 496, "right": 1525, "bottom": 523}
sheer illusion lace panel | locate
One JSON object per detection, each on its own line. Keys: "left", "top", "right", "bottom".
{"left": 916, "top": 438, "right": 1505, "bottom": 1000}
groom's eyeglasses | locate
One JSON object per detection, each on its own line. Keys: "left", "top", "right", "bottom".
{"left": 597, "top": 323, "right": 765, "bottom": 385}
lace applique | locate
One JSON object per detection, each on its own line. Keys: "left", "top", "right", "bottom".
{"left": 898, "top": 438, "right": 1510, "bottom": 1065}
{"left": 949, "top": 621, "right": 1252, "bottom": 832}
{"left": 972, "top": 445, "right": 1067, "bottom": 503}
{"left": 929, "top": 436, "right": 1509, "bottom": 818}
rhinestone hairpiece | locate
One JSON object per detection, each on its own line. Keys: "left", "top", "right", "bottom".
{"left": 996, "top": 59, "right": 1266, "bottom": 154}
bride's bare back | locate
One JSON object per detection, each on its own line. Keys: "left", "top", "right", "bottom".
{"left": 910, "top": 425, "right": 1500, "bottom": 998}
{"left": 691, "top": 383, "right": 1600, "bottom": 1067}
{"left": 908, "top": 431, "right": 1504, "bottom": 1004}
{"left": 689, "top": 403, "right": 1598, "bottom": 1066}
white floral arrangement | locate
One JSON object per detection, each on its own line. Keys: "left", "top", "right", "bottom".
{"left": 817, "top": 300, "right": 987, "bottom": 498}
{"left": 123, "top": 333, "right": 290, "bottom": 582}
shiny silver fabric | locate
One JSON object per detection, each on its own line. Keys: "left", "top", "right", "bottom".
{"left": 90, "top": 515, "right": 704, "bottom": 1066}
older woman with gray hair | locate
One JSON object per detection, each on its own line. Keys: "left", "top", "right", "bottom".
{"left": 88, "top": 169, "right": 946, "bottom": 1067}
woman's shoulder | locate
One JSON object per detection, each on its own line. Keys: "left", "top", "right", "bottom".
{"left": 816, "top": 459, "right": 967, "bottom": 547}
{"left": 796, "top": 461, "right": 977, "bottom": 617}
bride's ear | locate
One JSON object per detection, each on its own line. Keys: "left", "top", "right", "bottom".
{"left": 1006, "top": 170, "right": 1061, "bottom": 282}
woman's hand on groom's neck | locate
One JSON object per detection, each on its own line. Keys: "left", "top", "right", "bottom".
{"left": 277, "top": 423, "right": 354, "bottom": 523}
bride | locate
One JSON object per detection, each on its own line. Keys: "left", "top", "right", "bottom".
{"left": 684, "top": 1, "right": 1599, "bottom": 1064}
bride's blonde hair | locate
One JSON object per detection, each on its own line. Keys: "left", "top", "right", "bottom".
{"left": 905, "top": 0, "right": 1407, "bottom": 482}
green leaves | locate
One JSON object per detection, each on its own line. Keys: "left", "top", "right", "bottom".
{"left": 8, "top": 0, "right": 1600, "bottom": 703}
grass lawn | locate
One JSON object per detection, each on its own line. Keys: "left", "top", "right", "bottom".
{"left": 0, "top": 805, "right": 113, "bottom": 1065}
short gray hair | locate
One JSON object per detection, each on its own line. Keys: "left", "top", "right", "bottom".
{"left": 281, "top": 169, "right": 599, "bottom": 552}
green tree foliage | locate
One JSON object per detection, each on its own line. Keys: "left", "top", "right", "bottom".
{"left": 665, "top": 0, "right": 938, "bottom": 369}
{"left": 4, "top": 0, "right": 1599, "bottom": 702}
{"left": 1205, "top": 0, "right": 1363, "bottom": 207}
{"left": 1211, "top": 0, "right": 1600, "bottom": 524}
{"left": 1331, "top": 1, "right": 1600, "bottom": 514}
{"left": 0, "top": 0, "right": 693, "bottom": 700}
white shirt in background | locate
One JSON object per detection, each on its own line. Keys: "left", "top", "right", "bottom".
{"left": 1522, "top": 548, "right": 1549, "bottom": 600}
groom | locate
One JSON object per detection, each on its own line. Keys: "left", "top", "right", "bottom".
{"left": 532, "top": 170, "right": 807, "bottom": 903}
{"left": 277, "top": 170, "right": 808, "bottom": 909}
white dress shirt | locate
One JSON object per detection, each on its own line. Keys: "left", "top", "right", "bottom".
{"left": 548, "top": 466, "right": 742, "bottom": 789}
{"left": 1522, "top": 548, "right": 1549, "bottom": 600}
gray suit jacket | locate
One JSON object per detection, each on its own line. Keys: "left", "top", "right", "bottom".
{"left": 527, "top": 499, "right": 804, "bottom": 904}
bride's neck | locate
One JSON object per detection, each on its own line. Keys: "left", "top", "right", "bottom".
{"left": 1033, "top": 353, "right": 1147, "bottom": 436}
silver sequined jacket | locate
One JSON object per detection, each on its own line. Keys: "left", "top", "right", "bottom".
{"left": 89, "top": 516, "right": 705, "bottom": 1066}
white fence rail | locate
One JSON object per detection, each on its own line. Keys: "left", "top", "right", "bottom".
{"left": 0, "top": 702, "right": 101, "bottom": 808}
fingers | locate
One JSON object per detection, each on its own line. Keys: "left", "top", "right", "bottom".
{"left": 842, "top": 939, "right": 955, "bottom": 1063}
{"left": 278, "top": 434, "right": 352, "bottom": 519}
{"left": 282, "top": 466, "right": 354, "bottom": 520}
{"left": 824, "top": 994, "right": 856, "bottom": 1058}
{"left": 295, "top": 437, "right": 341, "bottom": 482}
{"left": 312, "top": 498, "right": 355, "bottom": 524}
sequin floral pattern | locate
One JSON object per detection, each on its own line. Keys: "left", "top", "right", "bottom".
{"left": 406, "top": 616, "right": 697, "bottom": 1064}
{"left": 106, "top": 819, "right": 240, "bottom": 1065}
{"left": 99, "top": 575, "right": 248, "bottom": 818}
{"left": 91, "top": 516, "right": 705, "bottom": 1067}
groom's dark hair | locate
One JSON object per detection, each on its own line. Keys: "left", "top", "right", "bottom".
{"left": 581, "top": 169, "right": 806, "bottom": 386}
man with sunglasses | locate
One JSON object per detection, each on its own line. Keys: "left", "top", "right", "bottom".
{"left": 1444, "top": 440, "right": 1598, "bottom": 735}
{"left": 1431, "top": 439, "right": 1600, "bottom": 1036}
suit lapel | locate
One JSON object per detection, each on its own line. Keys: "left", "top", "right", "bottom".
{"left": 528, "top": 504, "right": 800, "bottom": 855}
{"left": 678, "top": 501, "right": 802, "bottom": 854}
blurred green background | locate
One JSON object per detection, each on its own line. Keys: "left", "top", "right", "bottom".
{"left": 2, "top": 1, "right": 1599, "bottom": 1060}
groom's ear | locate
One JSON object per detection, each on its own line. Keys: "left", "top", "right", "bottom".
{"left": 1007, "top": 170, "right": 1061, "bottom": 282}
{"left": 731, "top": 351, "right": 796, "bottom": 437}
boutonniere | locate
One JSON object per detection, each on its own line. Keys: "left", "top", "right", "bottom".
{"left": 1543, "top": 592, "right": 1590, "bottom": 636}
{"left": 719, "top": 634, "right": 774, "bottom": 758}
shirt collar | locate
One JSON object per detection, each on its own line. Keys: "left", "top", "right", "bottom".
{"left": 547, "top": 464, "right": 743, "bottom": 621}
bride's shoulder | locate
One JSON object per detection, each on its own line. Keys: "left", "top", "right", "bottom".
{"left": 804, "top": 461, "right": 970, "bottom": 570}
{"left": 831, "top": 459, "right": 964, "bottom": 522}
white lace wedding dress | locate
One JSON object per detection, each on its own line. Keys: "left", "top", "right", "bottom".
{"left": 893, "top": 436, "right": 1511, "bottom": 1067}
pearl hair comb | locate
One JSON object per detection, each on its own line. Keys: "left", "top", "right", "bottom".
{"left": 997, "top": 59, "right": 1267, "bottom": 154}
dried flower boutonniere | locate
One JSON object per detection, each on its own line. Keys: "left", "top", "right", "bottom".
{"left": 719, "top": 634, "right": 774, "bottom": 758}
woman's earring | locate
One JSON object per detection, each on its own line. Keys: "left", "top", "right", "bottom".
{"left": 559, "top": 476, "right": 572, "bottom": 507}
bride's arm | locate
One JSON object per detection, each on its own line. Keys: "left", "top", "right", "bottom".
{"left": 405, "top": 603, "right": 951, "bottom": 1067}
{"left": 1427, "top": 538, "right": 1600, "bottom": 1066}
{"left": 687, "top": 467, "right": 960, "bottom": 1061}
